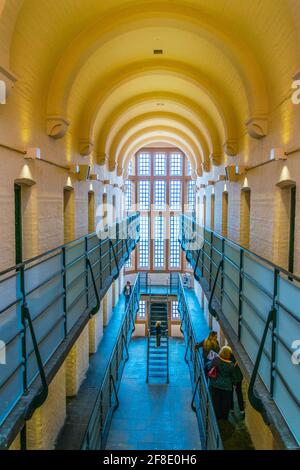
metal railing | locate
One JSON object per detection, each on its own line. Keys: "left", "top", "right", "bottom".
{"left": 81, "top": 274, "right": 140, "bottom": 450}
{"left": 0, "top": 213, "right": 140, "bottom": 435}
{"left": 177, "top": 274, "right": 223, "bottom": 450}
{"left": 180, "top": 214, "right": 300, "bottom": 446}
{"left": 140, "top": 272, "right": 179, "bottom": 296}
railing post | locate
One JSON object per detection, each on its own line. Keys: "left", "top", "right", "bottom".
{"left": 109, "top": 363, "right": 112, "bottom": 408}
{"left": 62, "top": 247, "right": 68, "bottom": 337}
{"left": 85, "top": 236, "right": 89, "bottom": 310}
{"left": 99, "top": 239, "right": 103, "bottom": 289}
{"left": 238, "top": 248, "right": 244, "bottom": 340}
{"left": 270, "top": 268, "right": 279, "bottom": 397}
{"left": 209, "top": 231, "right": 213, "bottom": 290}
{"left": 19, "top": 265, "right": 28, "bottom": 395}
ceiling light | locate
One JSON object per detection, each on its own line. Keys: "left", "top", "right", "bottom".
{"left": 270, "top": 148, "right": 287, "bottom": 161}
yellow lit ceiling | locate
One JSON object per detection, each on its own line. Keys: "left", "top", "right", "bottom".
{"left": 1, "top": 0, "right": 299, "bottom": 176}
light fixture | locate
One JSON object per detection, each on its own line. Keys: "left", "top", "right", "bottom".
{"left": 69, "top": 164, "right": 80, "bottom": 174}
{"left": 270, "top": 148, "right": 287, "bottom": 161}
{"left": 25, "top": 147, "right": 41, "bottom": 160}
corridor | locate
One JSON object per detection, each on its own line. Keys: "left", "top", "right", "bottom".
{"left": 0, "top": 0, "right": 300, "bottom": 455}
{"left": 106, "top": 338, "right": 202, "bottom": 451}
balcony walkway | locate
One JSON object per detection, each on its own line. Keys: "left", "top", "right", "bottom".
{"left": 106, "top": 337, "right": 202, "bottom": 450}
{"left": 56, "top": 295, "right": 128, "bottom": 450}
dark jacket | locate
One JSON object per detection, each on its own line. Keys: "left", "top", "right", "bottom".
{"left": 123, "top": 285, "right": 132, "bottom": 297}
{"left": 209, "top": 356, "right": 235, "bottom": 392}
{"left": 230, "top": 354, "right": 243, "bottom": 384}
{"left": 156, "top": 325, "right": 162, "bottom": 336}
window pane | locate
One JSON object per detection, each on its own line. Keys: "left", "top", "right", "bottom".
{"left": 154, "top": 180, "right": 166, "bottom": 210}
{"left": 170, "top": 216, "right": 180, "bottom": 268}
{"left": 125, "top": 180, "right": 132, "bottom": 211}
{"left": 138, "top": 180, "right": 150, "bottom": 210}
{"left": 187, "top": 160, "right": 192, "bottom": 176}
{"left": 170, "top": 180, "right": 182, "bottom": 211}
{"left": 125, "top": 252, "right": 133, "bottom": 268}
{"left": 154, "top": 216, "right": 165, "bottom": 268}
{"left": 188, "top": 181, "right": 195, "bottom": 211}
{"left": 128, "top": 159, "right": 134, "bottom": 176}
{"left": 154, "top": 153, "right": 166, "bottom": 176}
{"left": 139, "top": 216, "right": 149, "bottom": 268}
{"left": 138, "top": 300, "right": 147, "bottom": 320}
{"left": 170, "top": 153, "right": 182, "bottom": 176}
{"left": 171, "top": 301, "right": 180, "bottom": 320}
{"left": 138, "top": 153, "right": 150, "bottom": 176}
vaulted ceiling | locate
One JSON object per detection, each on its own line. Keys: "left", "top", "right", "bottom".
{"left": 1, "top": 0, "right": 300, "bottom": 176}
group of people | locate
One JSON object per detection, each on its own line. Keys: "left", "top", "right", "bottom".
{"left": 195, "top": 331, "right": 245, "bottom": 421}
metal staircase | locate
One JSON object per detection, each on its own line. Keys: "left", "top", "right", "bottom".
{"left": 146, "top": 302, "right": 169, "bottom": 384}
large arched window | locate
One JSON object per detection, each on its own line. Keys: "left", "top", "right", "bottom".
{"left": 125, "top": 147, "right": 195, "bottom": 273}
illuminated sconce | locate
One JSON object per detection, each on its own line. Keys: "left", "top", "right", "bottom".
{"left": 270, "top": 148, "right": 287, "bottom": 161}
{"left": 276, "top": 166, "right": 295, "bottom": 188}
{"left": 65, "top": 176, "right": 73, "bottom": 191}
{"left": 242, "top": 177, "right": 251, "bottom": 192}
{"left": 25, "top": 147, "right": 41, "bottom": 160}
{"left": 69, "top": 164, "right": 80, "bottom": 175}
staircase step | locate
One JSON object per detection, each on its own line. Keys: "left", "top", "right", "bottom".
{"left": 147, "top": 302, "right": 169, "bottom": 384}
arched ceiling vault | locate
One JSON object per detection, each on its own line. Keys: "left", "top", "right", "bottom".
{"left": 45, "top": 5, "right": 268, "bottom": 120}
{"left": 1, "top": 0, "right": 300, "bottom": 173}
{"left": 96, "top": 92, "right": 223, "bottom": 161}
{"left": 114, "top": 125, "right": 203, "bottom": 176}
{"left": 105, "top": 112, "right": 210, "bottom": 172}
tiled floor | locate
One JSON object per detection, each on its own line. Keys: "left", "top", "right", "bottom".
{"left": 106, "top": 337, "right": 202, "bottom": 450}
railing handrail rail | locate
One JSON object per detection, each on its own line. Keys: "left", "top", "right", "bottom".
{"left": 81, "top": 272, "right": 140, "bottom": 446}
{"left": 0, "top": 212, "right": 140, "bottom": 278}
{"left": 177, "top": 272, "right": 223, "bottom": 449}
{"left": 181, "top": 214, "right": 300, "bottom": 284}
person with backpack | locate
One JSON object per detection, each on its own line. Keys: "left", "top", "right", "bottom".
{"left": 208, "top": 345, "right": 235, "bottom": 420}
{"left": 195, "top": 331, "right": 220, "bottom": 373}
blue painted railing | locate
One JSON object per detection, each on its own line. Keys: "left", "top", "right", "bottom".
{"left": 180, "top": 215, "right": 300, "bottom": 447}
{"left": 81, "top": 273, "right": 140, "bottom": 450}
{"left": 177, "top": 274, "right": 223, "bottom": 450}
{"left": 0, "top": 213, "right": 140, "bottom": 438}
